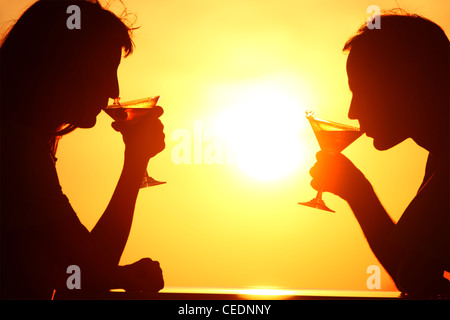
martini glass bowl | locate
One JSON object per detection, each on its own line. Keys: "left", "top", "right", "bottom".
{"left": 104, "top": 96, "right": 166, "bottom": 188}
{"left": 299, "top": 111, "right": 361, "bottom": 212}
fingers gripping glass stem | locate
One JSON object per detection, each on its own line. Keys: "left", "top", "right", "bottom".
{"left": 299, "top": 111, "right": 361, "bottom": 212}
{"left": 104, "top": 96, "right": 166, "bottom": 188}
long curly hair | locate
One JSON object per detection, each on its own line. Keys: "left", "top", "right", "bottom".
{"left": 0, "top": 0, "right": 136, "bottom": 157}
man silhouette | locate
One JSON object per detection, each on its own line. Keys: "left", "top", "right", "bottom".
{"left": 309, "top": 12, "right": 449, "bottom": 297}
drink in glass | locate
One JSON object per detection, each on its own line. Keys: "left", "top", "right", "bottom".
{"left": 299, "top": 111, "right": 361, "bottom": 212}
{"left": 104, "top": 96, "right": 166, "bottom": 188}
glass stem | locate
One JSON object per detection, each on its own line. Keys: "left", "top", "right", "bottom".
{"left": 315, "top": 190, "right": 323, "bottom": 201}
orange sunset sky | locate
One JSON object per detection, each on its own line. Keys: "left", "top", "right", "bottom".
{"left": 1, "top": 0, "right": 449, "bottom": 293}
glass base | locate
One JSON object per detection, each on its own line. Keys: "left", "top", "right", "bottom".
{"left": 299, "top": 198, "right": 335, "bottom": 213}
{"left": 141, "top": 175, "right": 166, "bottom": 188}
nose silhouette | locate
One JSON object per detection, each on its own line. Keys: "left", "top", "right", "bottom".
{"left": 348, "top": 96, "right": 358, "bottom": 120}
{"left": 109, "top": 74, "right": 120, "bottom": 100}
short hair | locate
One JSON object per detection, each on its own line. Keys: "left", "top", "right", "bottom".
{"left": 343, "top": 10, "right": 449, "bottom": 97}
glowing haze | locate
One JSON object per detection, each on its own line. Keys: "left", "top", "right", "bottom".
{"left": 1, "top": 0, "right": 448, "bottom": 292}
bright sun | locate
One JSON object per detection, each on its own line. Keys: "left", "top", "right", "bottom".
{"left": 210, "top": 74, "right": 313, "bottom": 181}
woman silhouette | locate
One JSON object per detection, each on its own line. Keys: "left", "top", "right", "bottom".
{"left": 310, "top": 11, "right": 449, "bottom": 297}
{"left": 1, "top": 0, "right": 165, "bottom": 299}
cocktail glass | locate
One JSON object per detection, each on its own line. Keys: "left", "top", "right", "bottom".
{"left": 299, "top": 111, "right": 361, "bottom": 212}
{"left": 104, "top": 96, "right": 166, "bottom": 188}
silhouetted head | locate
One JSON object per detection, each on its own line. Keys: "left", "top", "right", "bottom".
{"left": 344, "top": 11, "right": 449, "bottom": 153}
{"left": 0, "top": 0, "right": 134, "bottom": 139}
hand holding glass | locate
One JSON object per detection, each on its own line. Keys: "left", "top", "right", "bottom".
{"left": 104, "top": 96, "right": 166, "bottom": 188}
{"left": 299, "top": 111, "right": 361, "bottom": 212}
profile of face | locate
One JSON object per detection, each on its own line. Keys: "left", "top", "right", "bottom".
{"left": 346, "top": 49, "right": 415, "bottom": 151}
{"left": 63, "top": 43, "right": 122, "bottom": 129}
